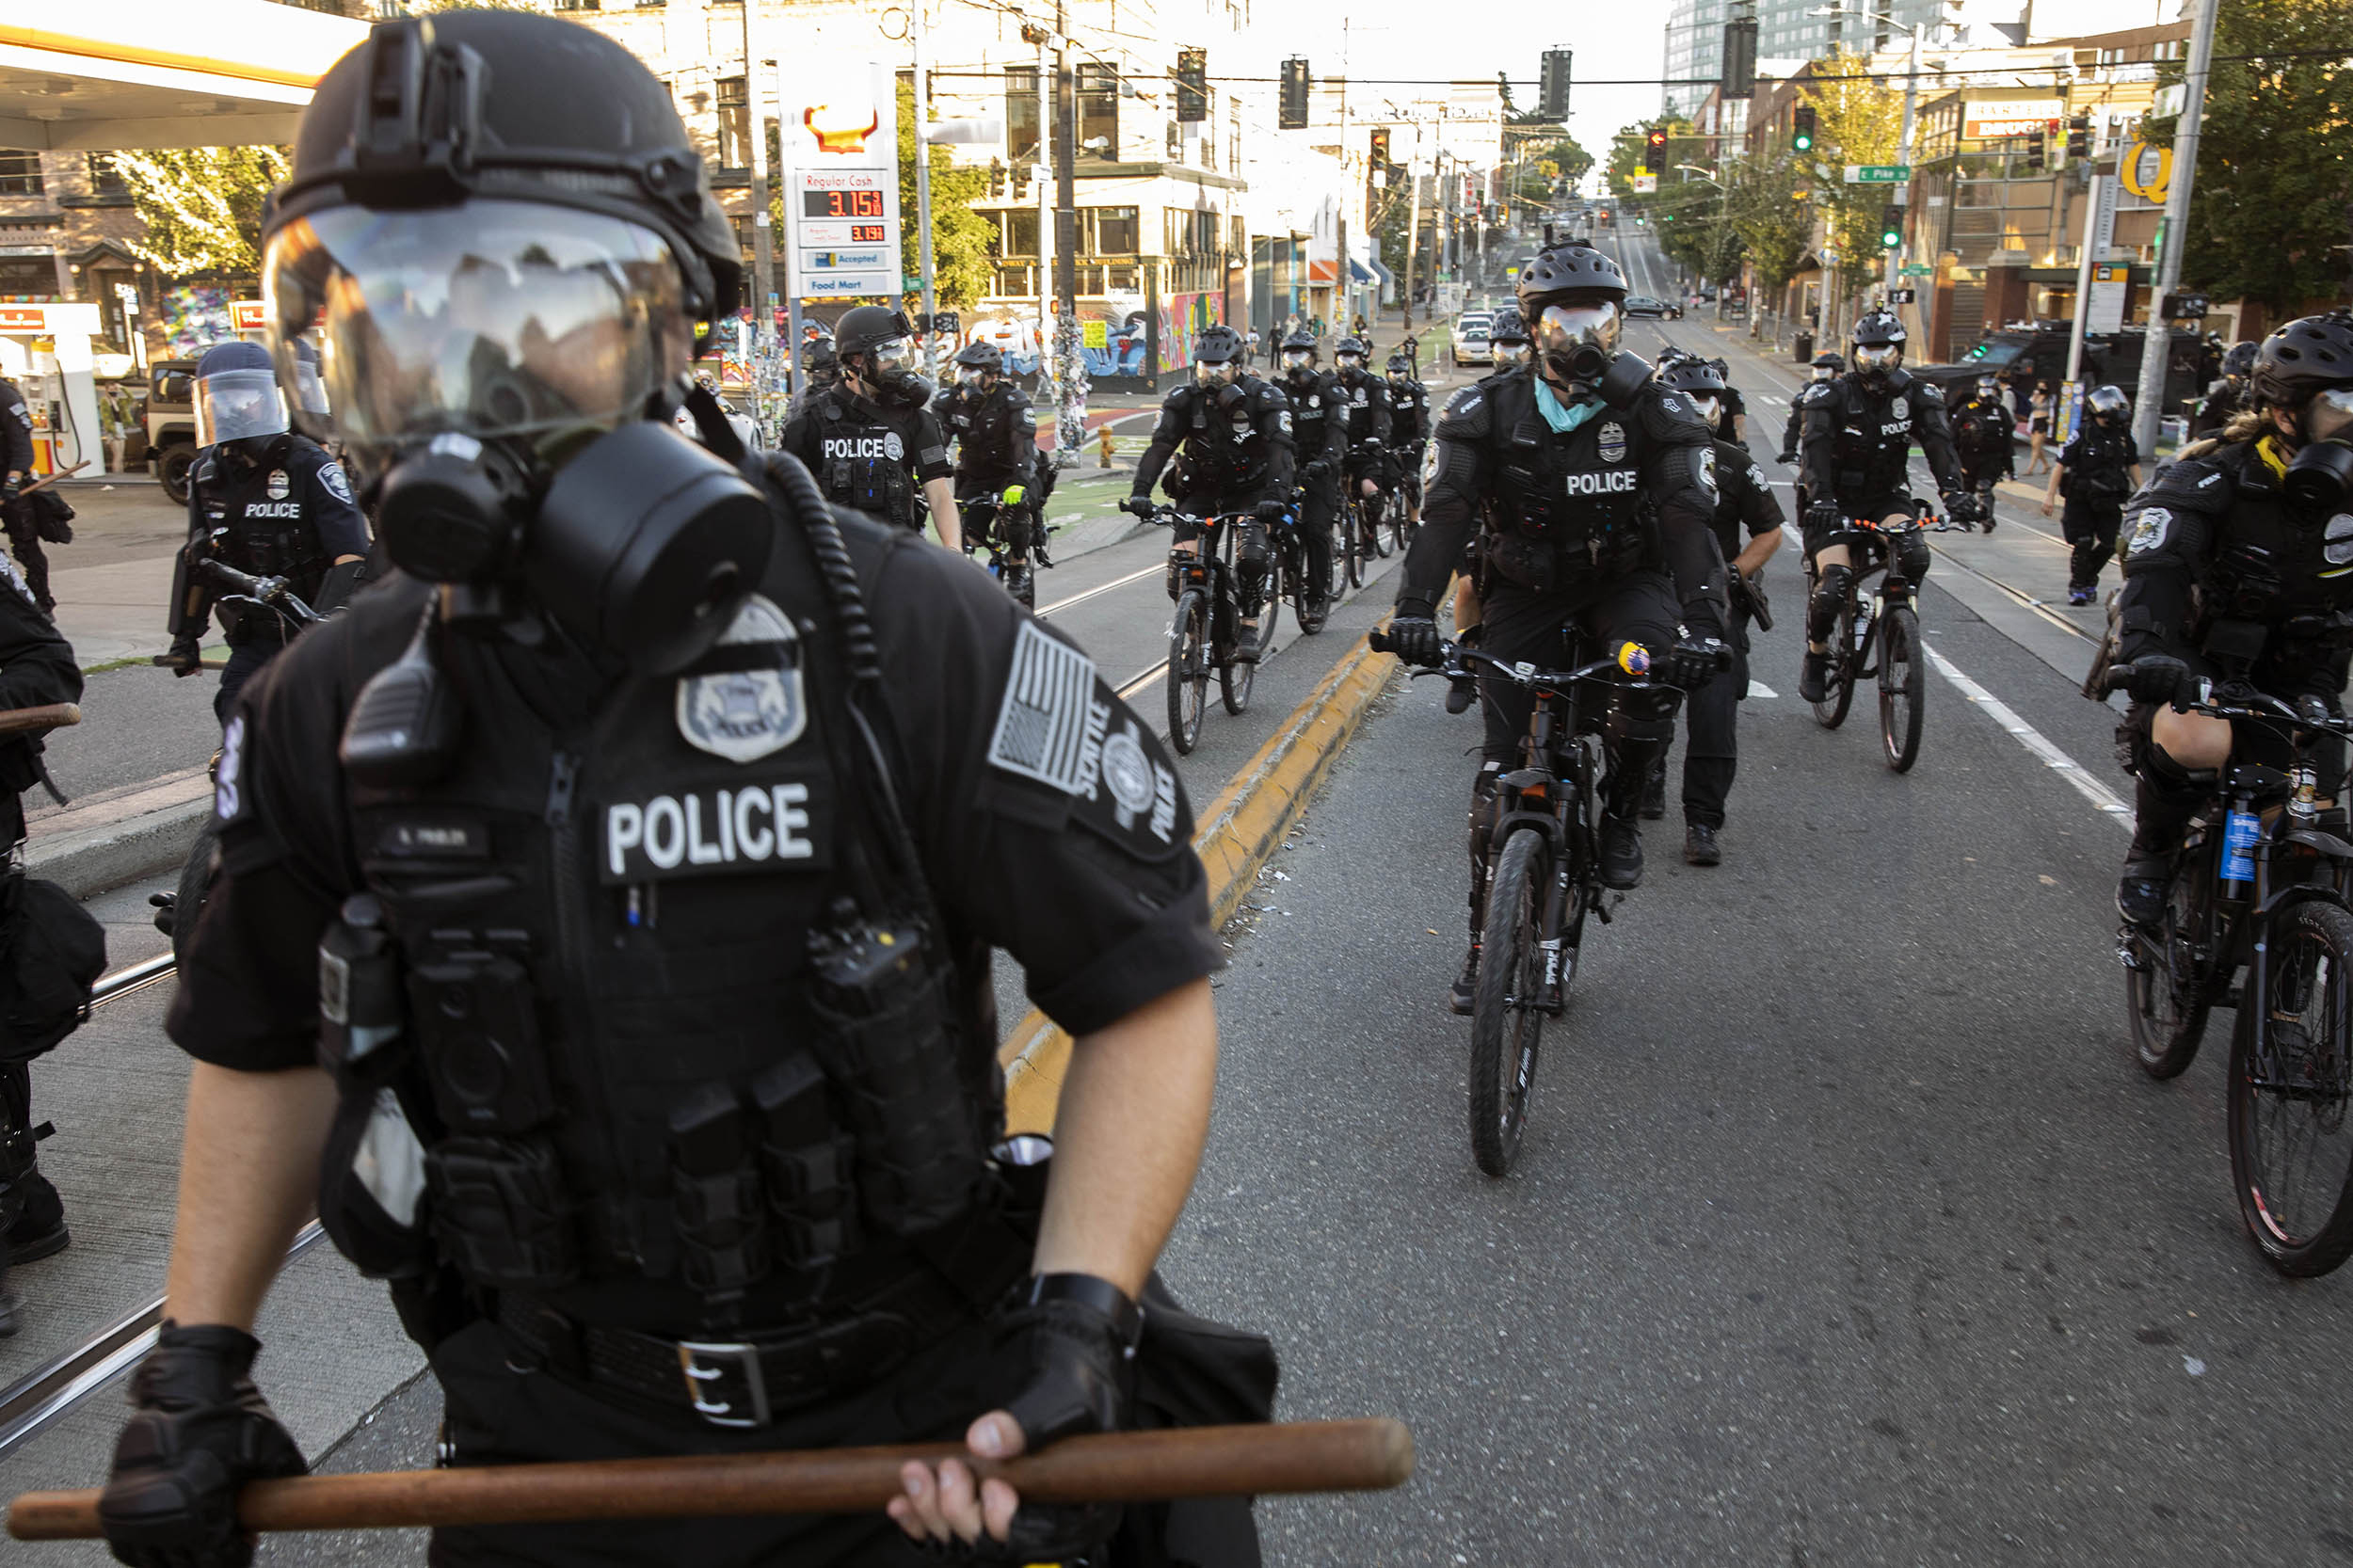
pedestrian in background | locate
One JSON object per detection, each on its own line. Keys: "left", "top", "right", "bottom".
{"left": 102, "top": 381, "right": 134, "bottom": 476}
{"left": 2025, "top": 382, "right": 2055, "bottom": 475}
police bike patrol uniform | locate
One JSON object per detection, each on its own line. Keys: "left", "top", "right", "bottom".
{"left": 1385, "top": 242, "right": 1729, "bottom": 1011}
{"left": 2111, "top": 312, "right": 2353, "bottom": 925}
{"left": 777, "top": 308, "right": 953, "bottom": 537}
{"left": 164, "top": 342, "right": 370, "bottom": 722}
{"left": 1951, "top": 377, "right": 2015, "bottom": 530}
{"left": 1779, "top": 352, "right": 1845, "bottom": 472}
{"left": 1329, "top": 338, "right": 1393, "bottom": 543}
{"left": 0, "top": 377, "right": 54, "bottom": 614}
{"left": 2054, "top": 385, "right": 2139, "bottom": 600}
{"left": 935, "top": 343, "right": 1047, "bottom": 603}
{"left": 1385, "top": 354, "right": 1431, "bottom": 514}
{"left": 1276, "top": 332, "right": 1347, "bottom": 621}
{"left": 97, "top": 16, "right": 1269, "bottom": 1568}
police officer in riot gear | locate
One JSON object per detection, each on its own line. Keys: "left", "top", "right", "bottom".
{"left": 935, "top": 341, "right": 1045, "bottom": 604}
{"left": 1486, "top": 308, "right": 1532, "bottom": 374}
{"left": 1796, "top": 309, "right": 1975, "bottom": 703}
{"left": 1276, "top": 329, "right": 1344, "bottom": 625}
{"left": 0, "top": 374, "right": 52, "bottom": 614}
{"left": 777, "top": 305, "right": 960, "bottom": 550}
{"left": 2191, "top": 339, "right": 2259, "bottom": 440}
{"left": 2112, "top": 311, "right": 2353, "bottom": 926}
{"left": 1951, "top": 372, "right": 2014, "bottom": 533}
{"left": 1778, "top": 351, "right": 1844, "bottom": 467}
{"left": 1330, "top": 336, "right": 1392, "bottom": 551}
{"left": 788, "top": 334, "right": 840, "bottom": 415}
{"left": 99, "top": 15, "right": 1253, "bottom": 1568}
{"left": 1642, "top": 359, "right": 1784, "bottom": 865}
{"left": 1441, "top": 310, "right": 1538, "bottom": 712}
{"left": 1121, "top": 325, "right": 1295, "bottom": 655}
{"left": 159, "top": 341, "right": 370, "bottom": 721}
{"left": 1386, "top": 240, "right": 1728, "bottom": 1010}
{"left": 2042, "top": 383, "right": 2143, "bottom": 603}
{"left": 1386, "top": 352, "right": 1430, "bottom": 522}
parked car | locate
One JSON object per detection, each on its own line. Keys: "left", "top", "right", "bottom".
{"left": 144, "top": 360, "right": 199, "bottom": 504}
{"left": 1451, "top": 314, "right": 1495, "bottom": 368}
{"left": 1625, "top": 295, "right": 1682, "bottom": 320}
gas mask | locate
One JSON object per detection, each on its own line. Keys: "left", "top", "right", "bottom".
{"left": 2285, "top": 389, "right": 2353, "bottom": 517}
{"left": 1282, "top": 349, "right": 1315, "bottom": 376}
{"left": 857, "top": 338, "right": 928, "bottom": 401}
{"left": 1535, "top": 298, "right": 1625, "bottom": 396}
{"left": 1851, "top": 344, "right": 1902, "bottom": 387}
{"left": 1493, "top": 343, "right": 1530, "bottom": 369}
{"left": 957, "top": 366, "right": 986, "bottom": 387}
{"left": 1335, "top": 353, "right": 1364, "bottom": 374}
{"left": 1195, "top": 359, "right": 1240, "bottom": 389}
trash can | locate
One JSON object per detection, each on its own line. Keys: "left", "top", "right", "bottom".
{"left": 1793, "top": 331, "right": 1815, "bottom": 363}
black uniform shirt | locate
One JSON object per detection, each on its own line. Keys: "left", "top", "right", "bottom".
{"left": 935, "top": 379, "right": 1038, "bottom": 486}
{"left": 0, "top": 381, "right": 33, "bottom": 478}
{"left": 0, "top": 548, "right": 80, "bottom": 846}
{"left": 2059, "top": 420, "right": 2136, "bottom": 499}
{"left": 190, "top": 437, "right": 371, "bottom": 567}
{"left": 1707, "top": 438, "right": 1786, "bottom": 564}
{"left": 168, "top": 514, "right": 1219, "bottom": 1073}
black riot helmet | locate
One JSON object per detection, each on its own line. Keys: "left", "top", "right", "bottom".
{"left": 1278, "top": 330, "right": 1319, "bottom": 376}
{"left": 1849, "top": 309, "right": 1907, "bottom": 387}
{"left": 1811, "top": 350, "right": 1845, "bottom": 381}
{"left": 2220, "top": 339, "right": 2259, "bottom": 382}
{"left": 952, "top": 339, "right": 1002, "bottom": 386}
{"left": 1193, "top": 323, "right": 1245, "bottom": 387}
{"left": 834, "top": 305, "right": 924, "bottom": 399}
{"left": 1332, "top": 336, "right": 1369, "bottom": 374}
{"left": 804, "top": 335, "right": 840, "bottom": 389}
{"left": 2086, "top": 384, "right": 2129, "bottom": 427}
{"left": 1385, "top": 353, "right": 1414, "bottom": 382}
{"left": 193, "top": 340, "right": 291, "bottom": 466}
{"left": 1657, "top": 355, "right": 1728, "bottom": 435}
{"left": 1488, "top": 308, "right": 1532, "bottom": 370}
{"left": 1517, "top": 241, "right": 1629, "bottom": 395}
{"left": 259, "top": 10, "right": 770, "bottom": 687}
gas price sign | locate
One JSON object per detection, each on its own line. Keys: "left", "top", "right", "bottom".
{"left": 779, "top": 60, "right": 903, "bottom": 299}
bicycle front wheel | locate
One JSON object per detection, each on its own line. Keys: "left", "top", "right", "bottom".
{"left": 2125, "top": 854, "right": 2214, "bottom": 1080}
{"left": 1342, "top": 501, "right": 1365, "bottom": 589}
{"left": 1391, "top": 489, "right": 1417, "bottom": 554}
{"left": 1371, "top": 492, "right": 1396, "bottom": 558}
{"left": 1469, "top": 827, "right": 1549, "bottom": 1178}
{"left": 1166, "top": 589, "right": 1209, "bottom": 755}
{"left": 2230, "top": 899, "right": 2353, "bottom": 1275}
{"left": 1879, "top": 604, "right": 1925, "bottom": 771}
{"left": 1814, "top": 599, "right": 1856, "bottom": 729}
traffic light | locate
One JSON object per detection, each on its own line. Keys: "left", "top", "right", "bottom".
{"left": 2065, "top": 112, "right": 2090, "bottom": 160}
{"left": 1644, "top": 127, "right": 1668, "bottom": 172}
{"left": 1721, "top": 16, "right": 1758, "bottom": 101}
{"left": 1175, "top": 48, "right": 1208, "bottom": 124}
{"left": 1369, "top": 126, "right": 1390, "bottom": 168}
{"left": 1279, "top": 57, "right": 1310, "bottom": 129}
{"left": 1635, "top": 214, "right": 1647, "bottom": 227}
{"left": 2024, "top": 126, "right": 2045, "bottom": 171}
{"left": 1539, "top": 48, "right": 1571, "bottom": 120}
{"left": 1792, "top": 104, "right": 1816, "bottom": 153}
{"left": 1879, "top": 204, "right": 1902, "bottom": 248}
{"left": 1012, "top": 159, "right": 1032, "bottom": 198}
{"left": 989, "top": 157, "right": 1005, "bottom": 199}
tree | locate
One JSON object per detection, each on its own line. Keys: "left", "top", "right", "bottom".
{"left": 1799, "top": 51, "right": 1903, "bottom": 269}
{"left": 2145, "top": 0, "right": 2353, "bottom": 316}
{"left": 1727, "top": 153, "right": 1814, "bottom": 294}
{"left": 107, "top": 147, "right": 288, "bottom": 280}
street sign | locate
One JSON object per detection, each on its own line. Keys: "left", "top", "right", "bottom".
{"left": 1631, "top": 173, "right": 1657, "bottom": 193}
{"left": 1843, "top": 165, "right": 1912, "bottom": 184}
{"left": 2088, "top": 264, "right": 2131, "bottom": 335}
{"left": 779, "top": 59, "right": 903, "bottom": 301}
{"left": 1899, "top": 263, "right": 1933, "bottom": 278}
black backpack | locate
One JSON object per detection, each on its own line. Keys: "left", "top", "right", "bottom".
{"left": 0, "top": 872, "right": 106, "bottom": 1062}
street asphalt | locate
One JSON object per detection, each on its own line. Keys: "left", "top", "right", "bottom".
{"left": 12, "top": 264, "right": 2353, "bottom": 1565}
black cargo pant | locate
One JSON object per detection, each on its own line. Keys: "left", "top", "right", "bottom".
{"left": 954, "top": 471, "right": 1035, "bottom": 560}
{"left": 1679, "top": 599, "right": 1753, "bottom": 829}
{"left": 1292, "top": 465, "right": 1339, "bottom": 604}
{"left": 2062, "top": 493, "right": 2124, "bottom": 592}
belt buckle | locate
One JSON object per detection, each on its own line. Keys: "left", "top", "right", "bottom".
{"left": 677, "top": 1339, "right": 773, "bottom": 1429}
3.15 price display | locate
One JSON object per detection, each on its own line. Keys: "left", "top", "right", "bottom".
{"left": 801, "top": 189, "right": 886, "bottom": 219}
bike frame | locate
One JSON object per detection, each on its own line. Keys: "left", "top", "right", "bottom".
{"left": 1827, "top": 519, "right": 1917, "bottom": 679}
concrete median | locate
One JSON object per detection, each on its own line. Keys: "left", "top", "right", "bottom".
{"left": 26, "top": 767, "right": 210, "bottom": 900}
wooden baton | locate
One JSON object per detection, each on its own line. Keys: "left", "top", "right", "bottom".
{"left": 11, "top": 463, "right": 90, "bottom": 499}
{"left": 8, "top": 1417, "right": 1412, "bottom": 1541}
{"left": 0, "top": 703, "right": 80, "bottom": 737}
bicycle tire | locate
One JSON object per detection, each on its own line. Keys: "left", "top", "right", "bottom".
{"left": 1391, "top": 488, "right": 1417, "bottom": 554}
{"left": 1879, "top": 604, "right": 1926, "bottom": 771}
{"left": 1166, "top": 589, "right": 1209, "bottom": 755}
{"left": 1371, "top": 491, "right": 1396, "bottom": 559}
{"left": 170, "top": 812, "right": 221, "bottom": 970}
{"left": 1813, "top": 599, "right": 1856, "bottom": 728}
{"left": 1294, "top": 537, "right": 1328, "bottom": 633}
{"left": 2229, "top": 898, "right": 2353, "bottom": 1276}
{"left": 1469, "top": 827, "right": 1548, "bottom": 1178}
{"left": 2125, "top": 854, "right": 2213, "bottom": 1080}
{"left": 1342, "top": 499, "right": 1364, "bottom": 590}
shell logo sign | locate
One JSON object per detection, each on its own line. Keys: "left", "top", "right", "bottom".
{"left": 805, "top": 103, "right": 880, "bottom": 155}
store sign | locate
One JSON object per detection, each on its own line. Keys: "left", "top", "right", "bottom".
{"left": 779, "top": 60, "right": 902, "bottom": 301}
{"left": 2088, "top": 264, "right": 2131, "bottom": 335}
{"left": 231, "top": 300, "right": 267, "bottom": 332}
{"left": 2121, "top": 139, "right": 2171, "bottom": 203}
{"left": 1962, "top": 98, "right": 2064, "bottom": 139}
{"left": 1631, "top": 174, "right": 1657, "bottom": 193}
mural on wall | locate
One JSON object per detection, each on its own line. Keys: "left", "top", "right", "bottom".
{"left": 958, "top": 292, "right": 1196, "bottom": 386}
{"left": 1155, "top": 291, "right": 1223, "bottom": 376}
{"left": 156, "top": 287, "right": 233, "bottom": 357}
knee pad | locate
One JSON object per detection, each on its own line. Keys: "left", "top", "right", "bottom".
{"left": 1809, "top": 564, "right": 1854, "bottom": 639}
{"left": 1607, "top": 697, "right": 1677, "bottom": 745}
{"left": 1898, "top": 536, "right": 1930, "bottom": 583}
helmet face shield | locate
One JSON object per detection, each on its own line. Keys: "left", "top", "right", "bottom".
{"left": 1852, "top": 344, "right": 1902, "bottom": 376}
{"left": 1536, "top": 298, "right": 1623, "bottom": 386}
{"left": 264, "top": 200, "right": 694, "bottom": 459}
{"left": 1977, "top": 376, "right": 2002, "bottom": 400}
{"left": 2087, "top": 387, "right": 2129, "bottom": 425}
{"left": 1194, "top": 358, "right": 1239, "bottom": 387}
{"left": 1281, "top": 348, "right": 1314, "bottom": 373}
{"left": 2309, "top": 387, "right": 2353, "bottom": 444}
{"left": 1492, "top": 341, "right": 1530, "bottom": 368}
{"left": 1335, "top": 352, "right": 1364, "bottom": 372}
{"left": 957, "top": 365, "right": 985, "bottom": 386}
{"left": 867, "top": 337, "right": 916, "bottom": 373}
{"left": 195, "top": 366, "right": 289, "bottom": 449}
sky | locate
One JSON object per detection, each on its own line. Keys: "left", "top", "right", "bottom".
{"left": 1241, "top": 1, "right": 1675, "bottom": 171}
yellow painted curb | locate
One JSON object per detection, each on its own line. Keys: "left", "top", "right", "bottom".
{"left": 997, "top": 630, "right": 1399, "bottom": 1132}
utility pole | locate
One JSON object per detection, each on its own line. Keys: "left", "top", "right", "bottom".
{"left": 2132, "top": 0, "right": 2217, "bottom": 463}
{"left": 1886, "top": 20, "right": 1918, "bottom": 305}
{"left": 911, "top": 0, "right": 937, "bottom": 375}
{"left": 1029, "top": 28, "right": 1053, "bottom": 407}
{"left": 2062, "top": 168, "right": 2113, "bottom": 445}
{"left": 1051, "top": 0, "right": 1081, "bottom": 454}
{"left": 743, "top": 0, "right": 775, "bottom": 358}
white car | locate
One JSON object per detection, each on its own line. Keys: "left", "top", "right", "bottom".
{"left": 1452, "top": 314, "right": 1495, "bottom": 367}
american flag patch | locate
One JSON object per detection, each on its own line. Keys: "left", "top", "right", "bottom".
{"left": 985, "top": 621, "right": 1097, "bottom": 793}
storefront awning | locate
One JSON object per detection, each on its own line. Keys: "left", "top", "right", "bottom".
{"left": 1368, "top": 256, "right": 1397, "bottom": 288}
{"left": 1347, "top": 257, "right": 1376, "bottom": 284}
{"left": 0, "top": 6, "right": 368, "bottom": 151}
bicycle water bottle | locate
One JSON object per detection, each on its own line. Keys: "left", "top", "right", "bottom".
{"left": 2220, "top": 804, "right": 2261, "bottom": 896}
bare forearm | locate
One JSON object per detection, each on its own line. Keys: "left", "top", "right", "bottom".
{"left": 1733, "top": 532, "right": 1780, "bottom": 577}
{"left": 1031, "top": 977, "right": 1216, "bottom": 1296}
{"left": 162, "top": 1063, "right": 338, "bottom": 1330}
{"left": 925, "top": 478, "right": 961, "bottom": 551}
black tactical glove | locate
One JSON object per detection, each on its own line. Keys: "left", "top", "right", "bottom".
{"left": 2113, "top": 654, "right": 2197, "bottom": 707}
{"left": 1654, "top": 635, "right": 1733, "bottom": 691}
{"left": 1117, "top": 495, "right": 1155, "bottom": 520}
{"left": 1304, "top": 458, "right": 1332, "bottom": 481}
{"left": 161, "top": 635, "right": 204, "bottom": 679}
{"left": 1777, "top": 446, "right": 1798, "bottom": 465}
{"left": 970, "top": 1275, "right": 1139, "bottom": 1562}
{"left": 1942, "top": 489, "right": 1981, "bottom": 524}
{"left": 100, "top": 1323, "right": 307, "bottom": 1568}
{"left": 1254, "top": 499, "right": 1289, "bottom": 523}
{"left": 1805, "top": 500, "right": 1841, "bottom": 533}
{"left": 1385, "top": 612, "right": 1443, "bottom": 666}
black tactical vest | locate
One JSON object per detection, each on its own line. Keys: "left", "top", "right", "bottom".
{"left": 2067, "top": 422, "right": 2136, "bottom": 501}
{"left": 1485, "top": 377, "right": 1651, "bottom": 574}
{"left": 941, "top": 384, "right": 1028, "bottom": 483}
{"left": 1282, "top": 371, "right": 1338, "bottom": 460}
{"left": 1171, "top": 382, "right": 1273, "bottom": 495}
{"left": 196, "top": 441, "right": 328, "bottom": 644}
{"left": 808, "top": 393, "right": 920, "bottom": 529}
{"left": 334, "top": 509, "right": 997, "bottom": 1323}
{"left": 2184, "top": 441, "right": 2353, "bottom": 657}
{"left": 1829, "top": 378, "right": 1920, "bottom": 498}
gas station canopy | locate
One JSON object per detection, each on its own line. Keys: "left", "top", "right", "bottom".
{"left": 0, "top": 4, "right": 368, "bottom": 152}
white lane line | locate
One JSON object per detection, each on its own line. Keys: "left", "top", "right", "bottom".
{"left": 1924, "top": 644, "right": 2131, "bottom": 832}
{"left": 1748, "top": 680, "right": 1780, "bottom": 698}
{"left": 1038, "top": 563, "right": 1161, "bottom": 618}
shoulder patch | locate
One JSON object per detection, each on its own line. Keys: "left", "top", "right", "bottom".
{"left": 675, "top": 594, "right": 807, "bottom": 763}
{"left": 1438, "top": 387, "right": 1490, "bottom": 438}
{"left": 317, "top": 460, "right": 354, "bottom": 506}
{"left": 1276, "top": 408, "right": 1292, "bottom": 435}
{"left": 2125, "top": 505, "right": 2173, "bottom": 556}
{"left": 986, "top": 620, "right": 1098, "bottom": 794}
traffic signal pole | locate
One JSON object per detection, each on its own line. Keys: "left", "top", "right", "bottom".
{"left": 911, "top": 0, "right": 937, "bottom": 375}
{"left": 2131, "top": 0, "right": 2217, "bottom": 463}
{"left": 1887, "top": 23, "right": 1917, "bottom": 305}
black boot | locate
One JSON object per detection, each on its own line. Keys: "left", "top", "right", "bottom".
{"left": 1641, "top": 759, "right": 1668, "bottom": 820}
{"left": 1684, "top": 821, "right": 1721, "bottom": 866}
{"left": 1799, "top": 649, "right": 1830, "bottom": 703}
{"left": 1598, "top": 814, "right": 1644, "bottom": 889}
{"left": 2119, "top": 747, "right": 2207, "bottom": 924}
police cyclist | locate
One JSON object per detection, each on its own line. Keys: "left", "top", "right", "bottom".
{"left": 1779, "top": 351, "right": 1844, "bottom": 469}
{"left": 1275, "top": 329, "right": 1344, "bottom": 626}
{"left": 1951, "top": 372, "right": 2015, "bottom": 535}
{"left": 935, "top": 341, "right": 1044, "bottom": 605}
{"left": 97, "top": 15, "right": 1254, "bottom": 1567}
{"left": 1385, "top": 351, "right": 1430, "bottom": 524}
{"left": 1796, "top": 309, "right": 1975, "bottom": 703}
{"left": 1330, "top": 336, "right": 1393, "bottom": 550}
{"left": 2042, "top": 384, "right": 2143, "bottom": 604}
{"left": 1121, "top": 325, "right": 1295, "bottom": 656}
{"left": 2191, "top": 339, "right": 2258, "bottom": 440}
{"left": 2113, "top": 311, "right": 2353, "bottom": 926}
{"left": 1385, "top": 240, "right": 1728, "bottom": 1011}
{"left": 776, "top": 305, "right": 960, "bottom": 551}
{"left": 160, "top": 341, "right": 370, "bottom": 721}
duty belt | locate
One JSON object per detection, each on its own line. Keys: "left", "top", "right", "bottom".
{"left": 495, "top": 1247, "right": 1026, "bottom": 1428}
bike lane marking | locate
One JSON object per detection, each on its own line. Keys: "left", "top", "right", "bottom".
{"left": 1924, "top": 643, "right": 2131, "bottom": 832}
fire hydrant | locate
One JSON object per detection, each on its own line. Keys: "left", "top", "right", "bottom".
{"left": 1096, "top": 424, "right": 1116, "bottom": 468}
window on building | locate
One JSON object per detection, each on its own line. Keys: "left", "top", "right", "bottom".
{"left": 1077, "top": 63, "right": 1118, "bottom": 159}
{"left": 1228, "top": 102, "right": 1241, "bottom": 175}
{"left": 1164, "top": 210, "right": 1191, "bottom": 256}
{"left": 1087, "top": 206, "right": 1139, "bottom": 255}
{"left": 0, "top": 152, "right": 43, "bottom": 197}
{"left": 551, "top": 0, "right": 600, "bottom": 9}
{"left": 1194, "top": 209, "right": 1219, "bottom": 255}
{"left": 1006, "top": 67, "right": 1041, "bottom": 163}
{"left": 716, "top": 76, "right": 751, "bottom": 171}
{"left": 0, "top": 257, "right": 55, "bottom": 298}
{"left": 1230, "top": 215, "right": 1245, "bottom": 254}
{"left": 84, "top": 154, "right": 127, "bottom": 200}
{"left": 1001, "top": 208, "right": 1040, "bottom": 258}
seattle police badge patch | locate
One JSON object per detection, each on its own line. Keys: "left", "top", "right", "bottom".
{"left": 674, "top": 595, "right": 808, "bottom": 763}
{"left": 319, "top": 461, "right": 355, "bottom": 505}
{"left": 1890, "top": 396, "right": 1909, "bottom": 423}
{"left": 884, "top": 431, "right": 905, "bottom": 462}
{"left": 2126, "top": 506, "right": 2172, "bottom": 556}
{"left": 265, "top": 470, "right": 291, "bottom": 501}
{"left": 1597, "top": 422, "right": 1628, "bottom": 464}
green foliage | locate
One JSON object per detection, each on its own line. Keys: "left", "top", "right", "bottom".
{"left": 2144, "top": 0, "right": 2353, "bottom": 314}
{"left": 1799, "top": 51, "right": 1903, "bottom": 267}
{"left": 107, "top": 147, "right": 288, "bottom": 280}
{"left": 1603, "top": 116, "right": 1705, "bottom": 201}
{"left": 1727, "top": 153, "right": 1815, "bottom": 294}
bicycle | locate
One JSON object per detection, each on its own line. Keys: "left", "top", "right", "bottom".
{"left": 1154, "top": 505, "right": 1280, "bottom": 755}
{"left": 1806, "top": 513, "right": 1928, "bottom": 773}
{"left": 2108, "top": 665, "right": 2353, "bottom": 1275}
{"left": 955, "top": 490, "right": 1043, "bottom": 610}
{"left": 1374, "top": 627, "right": 1712, "bottom": 1177}
{"left": 1274, "top": 491, "right": 1328, "bottom": 636}
{"left": 1384, "top": 448, "right": 1419, "bottom": 556}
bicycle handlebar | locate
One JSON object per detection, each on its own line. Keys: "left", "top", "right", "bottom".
{"left": 195, "top": 558, "right": 324, "bottom": 625}
{"left": 1369, "top": 632, "right": 1652, "bottom": 690}
{"left": 2104, "top": 663, "right": 2353, "bottom": 737}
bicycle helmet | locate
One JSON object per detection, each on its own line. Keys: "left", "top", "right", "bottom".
{"left": 1849, "top": 309, "right": 1906, "bottom": 386}
{"left": 1513, "top": 241, "right": 1629, "bottom": 314}
{"left": 1518, "top": 242, "right": 1628, "bottom": 391}
{"left": 2253, "top": 311, "right": 2353, "bottom": 412}
{"left": 1277, "top": 331, "right": 1319, "bottom": 375}
{"left": 1193, "top": 323, "right": 1245, "bottom": 386}
{"left": 1488, "top": 308, "right": 1530, "bottom": 345}
{"left": 952, "top": 341, "right": 1003, "bottom": 374}
{"left": 1385, "top": 353, "right": 1414, "bottom": 380}
{"left": 802, "top": 334, "right": 839, "bottom": 388}
{"left": 1810, "top": 350, "right": 1845, "bottom": 380}
{"left": 2219, "top": 339, "right": 2259, "bottom": 381}
{"left": 1657, "top": 356, "right": 1729, "bottom": 433}
{"left": 1332, "top": 336, "right": 1369, "bottom": 371}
